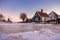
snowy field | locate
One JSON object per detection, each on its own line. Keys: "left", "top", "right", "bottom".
{"left": 0, "top": 23, "right": 60, "bottom": 40}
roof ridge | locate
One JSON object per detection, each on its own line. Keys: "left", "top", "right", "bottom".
{"left": 36, "top": 11, "right": 49, "bottom": 17}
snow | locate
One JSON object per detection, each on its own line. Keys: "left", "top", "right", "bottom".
{"left": 0, "top": 23, "right": 60, "bottom": 40}
{"left": 0, "top": 29, "right": 60, "bottom": 40}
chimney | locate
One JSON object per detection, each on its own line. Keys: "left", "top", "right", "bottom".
{"left": 41, "top": 9, "right": 43, "bottom": 13}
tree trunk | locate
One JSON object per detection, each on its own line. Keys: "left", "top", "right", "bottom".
{"left": 23, "top": 19, "right": 24, "bottom": 23}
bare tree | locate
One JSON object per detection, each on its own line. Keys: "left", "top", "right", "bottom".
{"left": 19, "top": 13, "right": 27, "bottom": 22}
{"left": 7, "top": 18, "right": 12, "bottom": 22}
{"left": 0, "top": 14, "right": 4, "bottom": 21}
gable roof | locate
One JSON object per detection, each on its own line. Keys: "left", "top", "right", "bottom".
{"left": 36, "top": 11, "right": 49, "bottom": 17}
{"left": 49, "top": 11, "right": 58, "bottom": 16}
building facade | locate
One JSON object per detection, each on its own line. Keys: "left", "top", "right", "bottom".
{"left": 32, "top": 9, "right": 49, "bottom": 22}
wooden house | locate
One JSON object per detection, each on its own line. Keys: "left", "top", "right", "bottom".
{"left": 49, "top": 11, "right": 58, "bottom": 24}
{"left": 32, "top": 9, "right": 49, "bottom": 22}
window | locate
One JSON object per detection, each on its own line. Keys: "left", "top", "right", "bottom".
{"left": 35, "top": 17, "right": 39, "bottom": 21}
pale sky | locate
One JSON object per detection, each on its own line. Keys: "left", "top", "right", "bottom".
{"left": 0, "top": 0, "right": 60, "bottom": 22}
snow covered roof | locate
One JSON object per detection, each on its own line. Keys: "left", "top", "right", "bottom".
{"left": 49, "top": 11, "right": 58, "bottom": 16}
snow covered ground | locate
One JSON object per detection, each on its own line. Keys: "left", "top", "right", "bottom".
{"left": 0, "top": 23, "right": 60, "bottom": 40}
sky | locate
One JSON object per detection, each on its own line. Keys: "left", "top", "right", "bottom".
{"left": 0, "top": 0, "right": 60, "bottom": 22}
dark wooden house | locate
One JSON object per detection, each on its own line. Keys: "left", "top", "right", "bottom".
{"left": 32, "top": 9, "right": 49, "bottom": 22}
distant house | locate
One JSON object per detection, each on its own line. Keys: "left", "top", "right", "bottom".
{"left": 25, "top": 18, "right": 32, "bottom": 23}
{"left": 32, "top": 9, "right": 49, "bottom": 23}
{"left": 49, "top": 11, "right": 58, "bottom": 24}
